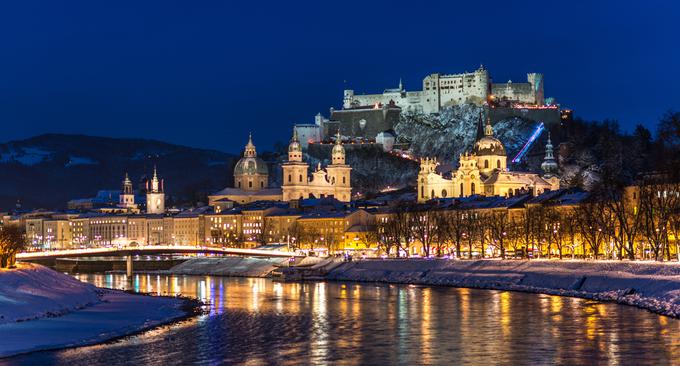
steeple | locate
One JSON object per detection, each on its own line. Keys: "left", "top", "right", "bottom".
{"left": 399, "top": 77, "right": 403, "bottom": 91}
{"left": 541, "top": 132, "right": 558, "bottom": 177}
{"left": 244, "top": 133, "right": 257, "bottom": 158}
{"left": 476, "top": 111, "right": 485, "bottom": 141}
{"left": 331, "top": 131, "right": 345, "bottom": 165}
{"left": 122, "top": 172, "right": 133, "bottom": 195}
{"left": 150, "top": 165, "right": 161, "bottom": 193}
{"left": 484, "top": 116, "right": 494, "bottom": 137}
{"left": 288, "top": 127, "right": 302, "bottom": 162}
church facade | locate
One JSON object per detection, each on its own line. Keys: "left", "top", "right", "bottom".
{"left": 417, "top": 115, "right": 559, "bottom": 202}
{"left": 282, "top": 130, "right": 352, "bottom": 202}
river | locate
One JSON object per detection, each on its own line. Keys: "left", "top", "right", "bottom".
{"left": 3, "top": 274, "right": 680, "bottom": 365}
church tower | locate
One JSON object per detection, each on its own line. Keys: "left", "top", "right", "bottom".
{"left": 146, "top": 166, "right": 165, "bottom": 214}
{"left": 118, "top": 172, "right": 136, "bottom": 209}
{"left": 541, "top": 133, "right": 559, "bottom": 178}
{"left": 282, "top": 128, "right": 310, "bottom": 201}
{"left": 326, "top": 132, "right": 352, "bottom": 202}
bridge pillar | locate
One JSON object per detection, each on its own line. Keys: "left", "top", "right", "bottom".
{"left": 126, "top": 255, "right": 133, "bottom": 277}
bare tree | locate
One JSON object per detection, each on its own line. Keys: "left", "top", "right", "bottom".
{"left": 409, "top": 206, "right": 439, "bottom": 257}
{"left": 488, "top": 210, "right": 509, "bottom": 259}
{"left": 0, "top": 224, "right": 26, "bottom": 268}
{"left": 574, "top": 201, "right": 607, "bottom": 259}
{"left": 440, "top": 210, "right": 466, "bottom": 259}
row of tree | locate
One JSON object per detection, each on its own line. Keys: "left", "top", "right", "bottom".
{"left": 375, "top": 183, "right": 680, "bottom": 261}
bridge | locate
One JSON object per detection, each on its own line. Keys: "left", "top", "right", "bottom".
{"left": 17, "top": 245, "right": 297, "bottom": 276}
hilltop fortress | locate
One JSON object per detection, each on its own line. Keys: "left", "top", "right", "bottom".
{"left": 343, "top": 65, "right": 544, "bottom": 114}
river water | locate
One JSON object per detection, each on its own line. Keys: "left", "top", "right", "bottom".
{"left": 4, "top": 274, "right": 680, "bottom": 365}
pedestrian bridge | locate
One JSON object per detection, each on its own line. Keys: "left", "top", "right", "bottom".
{"left": 17, "top": 245, "right": 297, "bottom": 276}
{"left": 17, "top": 245, "right": 296, "bottom": 260}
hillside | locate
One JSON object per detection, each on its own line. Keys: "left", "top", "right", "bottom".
{"left": 0, "top": 134, "right": 237, "bottom": 209}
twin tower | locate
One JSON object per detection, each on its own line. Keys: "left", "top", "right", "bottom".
{"left": 282, "top": 129, "right": 352, "bottom": 202}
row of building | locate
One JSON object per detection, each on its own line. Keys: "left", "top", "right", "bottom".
{"left": 3, "top": 187, "right": 595, "bottom": 256}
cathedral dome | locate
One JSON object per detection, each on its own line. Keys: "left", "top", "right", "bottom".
{"left": 472, "top": 116, "right": 506, "bottom": 156}
{"left": 472, "top": 136, "right": 506, "bottom": 156}
{"left": 234, "top": 156, "right": 268, "bottom": 176}
{"left": 234, "top": 134, "right": 268, "bottom": 176}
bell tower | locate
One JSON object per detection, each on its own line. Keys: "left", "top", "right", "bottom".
{"left": 118, "top": 172, "right": 136, "bottom": 209}
{"left": 282, "top": 128, "right": 309, "bottom": 201}
{"left": 326, "top": 132, "right": 352, "bottom": 202}
{"left": 146, "top": 166, "right": 165, "bottom": 214}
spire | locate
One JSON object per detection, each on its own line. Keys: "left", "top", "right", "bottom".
{"left": 244, "top": 133, "right": 257, "bottom": 157}
{"left": 541, "top": 132, "right": 558, "bottom": 177}
{"left": 399, "top": 77, "right": 403, "bottom": 91}
{"left": 150, "top": 165, "right": 160, "bottom": 193}
{"left": 484, "top": 116, "right": 494, "bottom": 136}
{"left": 335, "top": 131, "right": 341, "bottom": 145}
{"left": 292, "top": 127, "right": 299, "bottom": 142}
{"left": 476, "top": 111, "right": 485, "bottom": 141}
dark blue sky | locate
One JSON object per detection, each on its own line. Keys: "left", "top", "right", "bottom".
{"left": 1, "top": 1, "right": 678, "bottom": 153}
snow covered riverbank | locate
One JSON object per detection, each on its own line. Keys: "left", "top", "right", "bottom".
{"left": 158, "top": 257, "right": 289, "bottom": 277}
{"left": 326, "top": 259, "right": 680, "bottom": 318}
{"left": 0, "top": 264, "right": 193, "bottom": 358}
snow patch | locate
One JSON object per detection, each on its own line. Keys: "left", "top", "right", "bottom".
{"left": 326, "top": 259, "right": 680, "bottom": 318}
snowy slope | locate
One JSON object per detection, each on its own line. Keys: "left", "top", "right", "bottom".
{"left": 0, "top": 263, "right": 101, "bottom": 324}
{"left": 164, "top": 257, "right": 289, "bottom": 277}
{"left": 0, "top": 264, "right": 190, "bottom": 358}
{"left": 326, "top": 259, "right": 680, "bottom": 318}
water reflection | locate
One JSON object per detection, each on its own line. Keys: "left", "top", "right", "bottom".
{"left": 3, "top": 274, "right": 679, "bottom": 366}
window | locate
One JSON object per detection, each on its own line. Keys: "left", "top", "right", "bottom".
{"left": 442, "top": 189, "right": 447, "bottom": 197}
{"left": 249, "top": 181, "right": 252, "bottom": 188}
{"left": 342, "top": 176, "right": 346, "bottom": 184}
{"left": 497, "top": 160, "right": 501, "bottom": 169}
{"left": 299, "top": 174, "right": 303, "bottom": 182}
{"left": 471, "top": 183, "right": 475, "bottom": 195}
{"left": 288, "top": 174, "right": 292, "bottom": 183}
{"left": 431, "top": 189, "right": 435, "bottom": 198}
{"left": 260, "top": 181, "right": 264, "bottom": 188}
{"left": 421, "top": 186, "right": 425, "bottom": 198}
{"left": 238, "top": 181, "right": 241, "bottom": 188}
{"left": 484, "top": 160, "right": 489, "bottom": 169}
{"left": 460, "top": 183, "right": 464, "bottom": 197}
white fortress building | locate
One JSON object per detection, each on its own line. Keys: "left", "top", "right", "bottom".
{"left": 343, "top": 65, "right": 544, "bottom": 114}
{"left": 417, "top": 114, "right": 559, "bottom": 202}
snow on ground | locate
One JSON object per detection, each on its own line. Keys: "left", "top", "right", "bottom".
{"left": 0, "top": 263, "right": 100, "bottom": 324}
{"left": 326, "top": 259, "right": 680, "bottom": 318}
{"left": 162, "top": 257, "right": 289, "bottom": 277}
{"left": 0, "top": 264, "right": 189, "bottom": 358}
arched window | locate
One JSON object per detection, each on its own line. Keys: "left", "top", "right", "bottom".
{"left": 471, "top": 183, "right": 475, "bottom": 195}
{"left": 431, "top": 189, "right": 435, "bottom": 198}
{"left": 442, "top": 189, "right": 447, "bottom": 198}
{"left": 248, "top": 181, "right": 252, "bottom": 188}
{"left": 484, "top": 160, "right": 489, "bottom": 169}
{"left": 421, "top": 186, "right": 425, "bottom": 198}
{"left": 288, "top": 174, "right": 292, "bottom": 183}
{"left": 342, "top": 176, "right": 346, "bottom": 184}
{"left": 299, "top": 174, "right": 303, "bottom": 182}
{"left": 260, "top": 181, "right": 264, "bottom": 188}
{"left": 497, "top": 160, "right": 501, "bottom": 169}
{"left": 460, "top": 183, "right": 464, "bottom": 197}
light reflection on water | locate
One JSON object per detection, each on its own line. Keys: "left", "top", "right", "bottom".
{"left": 3, "top": 273, "right": 680, "bottom": 366}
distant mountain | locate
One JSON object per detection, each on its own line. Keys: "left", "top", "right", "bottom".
{"left": 0, "top": 134, "right": 237, "bottom": 210}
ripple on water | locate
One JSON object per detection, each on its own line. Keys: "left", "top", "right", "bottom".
{"left": 3, "top": 274, "right": 679, "bottom": 366}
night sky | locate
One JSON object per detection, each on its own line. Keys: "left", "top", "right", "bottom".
{"left": 1, "top": 1, "right": 678, "bottom": 153}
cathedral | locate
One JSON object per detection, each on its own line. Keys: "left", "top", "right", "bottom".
{"left": 282, "top": 129, "right": 352, "bottom": 202}
{"left": 208, "top": 132, "right": 353, "bottom": 206}
{"left": 417, "top": 115, "right": 559, "bottom": 202}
